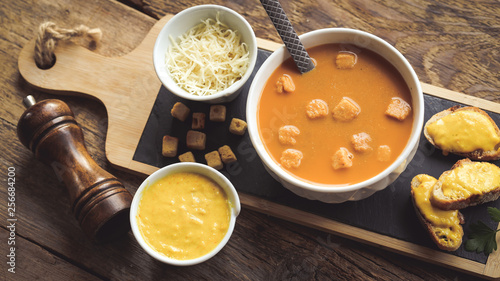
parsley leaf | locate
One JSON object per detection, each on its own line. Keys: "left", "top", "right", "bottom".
{"left": 487, "top": 207, "right": 500, "bottom": 222}
{"left": 465, "top": 207, "right": 500, "bottom": 255}
{"left": 465, "top": 221, "right": 498, "bottom": 255}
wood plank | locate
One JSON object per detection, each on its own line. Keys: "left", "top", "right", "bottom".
{"left": 421, "top": 82, "right": 500, "bottom": 113}
{"left": 0, "top": 0, "right": 157, "bottom": 165}
{"left": 137, "top": 0, "right": 499, "bottom": 103}
{"left": 1, "top": 227, "right": 102, "bottom": 280}
{"left": 2, "top": 0, "right": 498, "bottom": 280}
{"left": 15, "top": 3, "right": 500, "bottom": 279}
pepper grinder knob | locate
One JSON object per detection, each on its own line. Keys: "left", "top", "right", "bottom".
{"left": 17, "top": 96, "right": 133, "bottom": 242}
{"left": 23, "top": 95, "right": 36, "bottom": 108}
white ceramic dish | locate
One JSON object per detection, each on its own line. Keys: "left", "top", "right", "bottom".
{"left": 153, "top": 5, "right": 258, "bottom": 104}
{"left": 246, "top": 28, "right": 424, "bottom": 203}
{"left": 130, "top": 162, "right": 241, "bottom": 266}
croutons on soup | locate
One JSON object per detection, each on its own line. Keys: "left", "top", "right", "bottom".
{"left": 306, "top": 99, "right": 329, "bottom": 119}
{"left": 278, "top": 125, "right": 300, "bottom": 145}
{"left": 336, "top": 51, "right": 357, "bottom": 69}
{"left": 276, "top": 74, "right": 295, "bottom": 93}
{"left": 257, "top": 43, "right": 413, "bottom": 185}
{"left": 351, "top": 132, "right": 373, "bottom": 153}
{"left": 332, "top": 97, "right": 360, "bottom": 121}
{"left": 332, "top": 147, "right": 354, "bottom": 170}
{"left": 385, "top": 97, "right": 411, "bottom": 121}
{"left": 280, "top": 149, "right": 303, "bottom": 169}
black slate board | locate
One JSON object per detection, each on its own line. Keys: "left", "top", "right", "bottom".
{"left": 133, "top": 49, "right": 500, "bottom": 264}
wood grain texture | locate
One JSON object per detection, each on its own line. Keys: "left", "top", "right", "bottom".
{"left": 17, "top": 15, "right": 175, "bottom": 174}
{"left": 137, "top": 0, "right": 500, "bottom": 103}
{"left": 15, "top": 8, "right": 500, "bottom": 277}
{"left": 1, "top": 0, "right": 498, "bottom": 280}
{"left": 1, "top": 228, "right": 103, "bottom": 280}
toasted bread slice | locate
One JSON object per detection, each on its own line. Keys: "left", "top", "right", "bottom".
{"left": 411, "top": 174, "right": 464, "bottom": 251}
{"left": 430, "top": 159, "right": 500, "bottom": 210}
{"left": 424, "top": 106, "right": 500, "bottom": 160}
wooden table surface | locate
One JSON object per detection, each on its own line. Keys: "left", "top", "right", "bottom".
{"left": 1, "top": 0, "right": 499, "bottom": 280}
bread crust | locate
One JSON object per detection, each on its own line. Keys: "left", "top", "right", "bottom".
{"left": 410, "top": 175, "right": 464, "bottom": 251}
{"left": 430, "top": 159, "right": 500, "bottom": 210}
{"left": 424, "top": 106, "right": 500, "bottom": 160}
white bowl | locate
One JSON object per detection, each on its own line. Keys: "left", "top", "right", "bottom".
{"left": 153, "top": 5, "right": 258, "bottom": 104}
{"left": 246, "top": 28, "right": 424, "bottom": 203}
{"left": 130, "top": 162, "right": 241, "bottom": 266}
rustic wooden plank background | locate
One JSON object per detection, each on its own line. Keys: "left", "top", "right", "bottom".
{"left": 1, "top": 0, "right": 498, "bottom": 280}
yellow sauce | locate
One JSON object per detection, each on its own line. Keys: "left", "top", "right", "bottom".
{"left": 413, "top": 174, "right": 460, "bottom": 227}
{"left": 137, "top": 172, "right": 230, "bottom": 260}
{"left": 440, "top": 162, "right": 500, "bottom": 199}
{"left": 426, "top": 110, "right": 500, "bottom": 153}
{"left": 413, "top": 174, "right": 462, "bottom": 248}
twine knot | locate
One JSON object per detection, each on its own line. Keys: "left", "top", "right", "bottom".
{"left": 34, "top": 22, "right": 102, "bottom": 69}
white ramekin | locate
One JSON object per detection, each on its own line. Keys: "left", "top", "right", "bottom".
{"left": 153, "top": 5, "right": 258, "bottom": 104}
{"left": 130, "top": 162, "right": 241, "bottom": 265}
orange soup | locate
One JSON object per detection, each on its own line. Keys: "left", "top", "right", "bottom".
{"left": 257, "top": 44, "right": 413, "bottom": 185}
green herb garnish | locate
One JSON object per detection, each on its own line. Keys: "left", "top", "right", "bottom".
{"left": 465, "top": 207, "right": 500, "bottom": 255}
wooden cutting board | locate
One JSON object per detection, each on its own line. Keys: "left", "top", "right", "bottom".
{"left": 18, "top": 15, "right": 500, "bottom": 279}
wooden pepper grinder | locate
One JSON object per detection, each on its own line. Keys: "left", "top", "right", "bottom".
{"left": 17, "top": 96, "right": 133, "bottom": 242}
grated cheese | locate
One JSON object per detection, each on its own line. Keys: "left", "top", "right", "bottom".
{"left": 166, "top": 13, "right": 250, "bottom": 96}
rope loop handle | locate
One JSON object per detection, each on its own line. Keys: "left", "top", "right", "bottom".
{"left": 34, "top": 22, "right": 102, "bottom": 69}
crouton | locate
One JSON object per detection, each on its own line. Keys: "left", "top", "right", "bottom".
{"left": 278, "top": 125, "right": 300, "bottom": 145}
{"left": 332, "top": 97, "right": 360, "bottom": 121}
{"left": 192, "top": 112, "right": 206, "bottom": 129}
{"left": 186, "top": 130, "right": 206, "bottom": 150}
{"left": 385, "top": 97, "right": 411, "bottom": 121}
{"left": 178, "top": 151, "right": 195, "bottom": 162}
{"left": 280, "top": 149, "right": 303, "bottom": 169}
{"left": 171, "top": 102, "right": 190, "bottom": 121}
{"left": 205, "top": 151, "right": 223, "bottom": 170}
{"left": 162, "top": 135, "right": 178, "bottom": 157}
{"left": 377, "top": 145, "right": 391, "bottom": 162}
{"left": 218, "top": 145, "right": 237, "bottom": 164}
{"left": 351, "top": 132, "right": 373, "bottom": 152}
{"left": 306, "top": 99, "right": 329, "bottom": 119}
{"left": 229, "top": 118, "right": 247, "bottom": 135}
{"left": 209, "top": 105, "right": 226, "bottom": 122}
{"left": 276, "top": 74, "right": 295, "bottom": 93}
{"left": 336, "top": 52, "right": 357, "bottom": 69}
{"left": 332, "top": 147, "right": 354, "bottom": 170}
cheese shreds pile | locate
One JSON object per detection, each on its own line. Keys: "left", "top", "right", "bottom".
{"left": 166, "top": 14, "right": 250, "bottom": 96}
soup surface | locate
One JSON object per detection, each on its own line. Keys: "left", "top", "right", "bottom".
{"left": 137, "top": 172, "right": 230, "bottom": 260}
{"left": 257, "top": 43, "right": 413, "bottom": 185}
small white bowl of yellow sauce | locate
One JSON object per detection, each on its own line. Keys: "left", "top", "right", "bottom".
{"left": 130, "top": 162, "right": 241, "bottom": 266}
